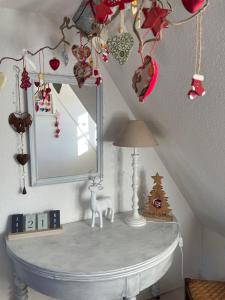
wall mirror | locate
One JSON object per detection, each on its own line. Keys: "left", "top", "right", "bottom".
{"left": 27, "top": 74, "right": 103, "bottom": 186}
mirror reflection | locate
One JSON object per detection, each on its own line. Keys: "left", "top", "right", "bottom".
{"left": 27, "top": 75, "right": 102, "bottom": 186}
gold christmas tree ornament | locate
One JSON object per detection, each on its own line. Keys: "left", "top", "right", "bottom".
{"left": 143, "top": 173, "right": 174, "bottom": 221}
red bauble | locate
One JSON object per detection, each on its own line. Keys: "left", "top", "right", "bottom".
{"left": 181, "top": 0, "right": 204, "bottom": 13}
{"left": 49, "top": 58, "right": 60, "bottom": 71}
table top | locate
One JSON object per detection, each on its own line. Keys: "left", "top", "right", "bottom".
{"left": 6, "top": 214, "right": 179, "bottom": 281}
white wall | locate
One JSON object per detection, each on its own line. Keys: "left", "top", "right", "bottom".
{"left": 0, "top": 7, "right": 202, "bottom": 300}
{"left": 201, "top": 227, "right": 225, "bottom": 281}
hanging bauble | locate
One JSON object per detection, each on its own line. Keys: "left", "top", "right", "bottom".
{"left": 107, "top": 32, "right": 134, "bottom": 65}
{"left": 181, "top": 0, "right": 204, "bottom": 13}
{"left": 73, "top": 62, "right": 93, "bottom": 88}
{"left": 0, "top": 72, "right": 7, "bottom": 89}
{"left": 132, "top": 55, "right": 158, "bottom": 103}
{"left": 49, "top": 57, "right": 60, "bottom": 71}
{"left": 20, "top": 67, "right": 32, "bottom": 90}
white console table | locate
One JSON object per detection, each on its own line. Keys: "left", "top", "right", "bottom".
{"left": 6, "top": 214, "right": 179, "bottom": 300}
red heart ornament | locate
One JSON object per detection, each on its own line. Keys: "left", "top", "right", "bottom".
{"left": 72, "top": 45, "right": 91, "bottom": 61}
{"left": 181, "top": 0, "right": 204, "bottom": 13}
{"left": 49, "top": 58, "right": 60, "bottom": 71}
{"left": 132, "top": 55, "right": 158, "bottom": 103}
{"left": 73, "top": 62, "right": 93, "bottom": 88}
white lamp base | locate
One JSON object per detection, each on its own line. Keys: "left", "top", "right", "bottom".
{"left": 125, "top": 213, "right": 147, "bottom": 227}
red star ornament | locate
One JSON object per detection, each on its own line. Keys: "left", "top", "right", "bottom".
{"left": 95, "top": 2, "right": 113, "bottom": 24}
{"left": 141, "top": 6, "right": 171, "bottom": 36}
{"left": 104, "top": 0, "right": 132, "bottom": 10}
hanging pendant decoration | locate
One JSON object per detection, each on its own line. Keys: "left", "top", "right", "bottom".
{"left": 49, "top": 57, "right": 60, "bottom": 71}
{"left": 20, "top": 66, "right": 32, "bottom": 90}
{"left": 132, "top": 55, "right": 158, "bottom": 102}
{"left": 73, "top": 61, "right": 93, "bottom": 88}
{"left": 107, "top": 32, "right": 134, "bottom": 65}
{"left": 61, "top": 43, "right": 69, "bottom": 66}
{"left": 54, "top": 112, "right": 61, "bottom": 138}
{"left": 72, "top": 44, "right": 91, "bottom": 61}
{"left": 181, "top": 0, "right": 204, "bottom": 14}
{"left": 188, "top": 11, "right": 206, "bottom": 100}
{"left": 9, "top": 66, "right": 32, "bottom": 195}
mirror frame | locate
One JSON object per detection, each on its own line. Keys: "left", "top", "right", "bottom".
{"left": 27, "top": 73, "right": 103, "bottom": 186}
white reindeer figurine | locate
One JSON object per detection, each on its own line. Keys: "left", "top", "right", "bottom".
{"left": 89, "top": 177, "right": 114, "bottom": 228}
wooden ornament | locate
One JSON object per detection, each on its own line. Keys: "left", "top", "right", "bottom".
{"left": 143, "top": 173, "right": 173, "bottom": 221}
{"left": 8, "top": 112, "right": 32, "bottom": 134}
{"left": 16, "top": 154, "right": 30, "bottom": 166}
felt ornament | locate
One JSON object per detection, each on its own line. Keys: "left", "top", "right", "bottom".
{"left": 107, "top": 32, "right": 134, "bottom": 65}
{"left": 94, "top": 2, "right": 113, "bottom": 24}
{"left": 73, "top": 62, "right": 93, "bottom": 88}
{"left": 49, "top": 58, "right": 60, "bottom": 71}
{"left": 8, "top": 112, "right": 32, "bottom": 134}
{"left": 16, "top": 154, "right": 30, "bottom": 166}
{"left": 20, "top": 67, "right": 32, "bottom": 90}
{"left": 182, "top": 0, "right": 204, "bottom": 13}
{"left": 141, "top": 5, "right": 171, "bottom": 37}
{"left": 132, "top": 55, "right": 158, "bottom": 102}
{"left": 104, "top": 0, "right": 133, "bottom": 10}
{"left": 72, "top": 45, "right": 91, "bottom": 61}
{"left": 188, "top": 74, "right": 206, "bottom": 100}
{"left": 54, "top": 112, "right": 61, "bottom": 138}
{"left": 0, "top": 72, "right": 7, "bottom": 89}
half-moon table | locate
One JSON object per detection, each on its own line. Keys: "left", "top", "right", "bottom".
{"left": 6, "top": 214, "right": 180, "bottom": 300}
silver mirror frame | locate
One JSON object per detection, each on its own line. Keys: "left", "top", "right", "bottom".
{"left": 27, "top": 73, "right": 103, "bottom": 186}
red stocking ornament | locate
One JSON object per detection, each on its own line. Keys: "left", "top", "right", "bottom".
{"left": 182, "top": 0, "right": 204, "bottom": 13}
{"left": 188, "top": 74, "right": 205, "bottom": 100}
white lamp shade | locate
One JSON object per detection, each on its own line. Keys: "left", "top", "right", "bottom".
{"left": 113, "top": 120, "right": 157, "bottom": 148}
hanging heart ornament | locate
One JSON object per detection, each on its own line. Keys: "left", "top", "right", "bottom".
{"left": 8, "top": 112, "right": 32, "bottom": 133}
{"left": 132, "top": 55, "right": 158, "bottom": 102}
{"left": 72, "top": 45, "right": 91, "bottom": 61}
{"left": 181, "top": 0, "right": 204, "bottom": 13}
{"left": 49, "top": 58, "right": 60, "bottom": 71}
{"left": 73, "top": 62, "right": 93, "bottom": 88}
{"left": 107, "top": 32, "right": 134, "bottom": 65}
{"left": 16, "top": 154, "right": 30, "bottom": 166}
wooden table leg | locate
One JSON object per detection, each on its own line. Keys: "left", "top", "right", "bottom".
{"left": 15, "top": 276, "right": 28, "bottom": 300}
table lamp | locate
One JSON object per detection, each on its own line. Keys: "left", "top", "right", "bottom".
{"left": 113, "top": 120, "right": 158, "bottom": 227}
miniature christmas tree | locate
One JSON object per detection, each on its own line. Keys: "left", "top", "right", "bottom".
{"left": 20, "top": 67, "right": 32, "bottom": 90}
{"left": 143, "top": 173, "right": 173, "bottom": 221}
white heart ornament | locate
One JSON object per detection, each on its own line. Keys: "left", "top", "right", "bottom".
{"left": 107, "top": 32, "right": 134, "bottom": 65}
{"left": 0, "top": 72, "right": 7, "bottom": 89}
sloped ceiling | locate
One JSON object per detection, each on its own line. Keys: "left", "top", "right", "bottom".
{"left": 1, "top": 0, "right": 224, "bottom": 235}
{"left": 106, "top": 0, "right": 225, "bottom": 236}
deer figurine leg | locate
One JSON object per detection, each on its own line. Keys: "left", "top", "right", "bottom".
{"left": 91, "top": 211, "right": 96, "bottom": 228}
{"left": 98, "top": 211, "right": 103, "bottom": 228}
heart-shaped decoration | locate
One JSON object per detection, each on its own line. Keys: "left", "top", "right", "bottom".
{"left": 73, "top": 62, "right": 93, "bottom": 88}
{"left": 0, "top": 72, "right": 7, "bottom": 89}
{"left": 8, "top": 112, "right": 32, "bottom": 134}
{"left": 72, "top": 45, "right": 91, "bottom": 62}
{"left": 181, "top": 0, "right": 204, "bottom": 13}
{"left": 107, "top": 32, "right": 134, "bottom": 65}
{"left": 49, "top": 58, "right": 60, "bottom": 71}
{"left": 132, "top": 55, "right": 158, "bottom": 102}
{"left": 16, "top": 154, "right": 30, "bottom": 166}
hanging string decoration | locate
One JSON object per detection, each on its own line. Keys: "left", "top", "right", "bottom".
{"left": 188, "top": 11, "right": 206, "bottom": 100}
{"left": 54, "top": 112, "right": 61, "bottom": 138}
{"left": 8, "top": 67, "right": 32, "bottom": 195}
